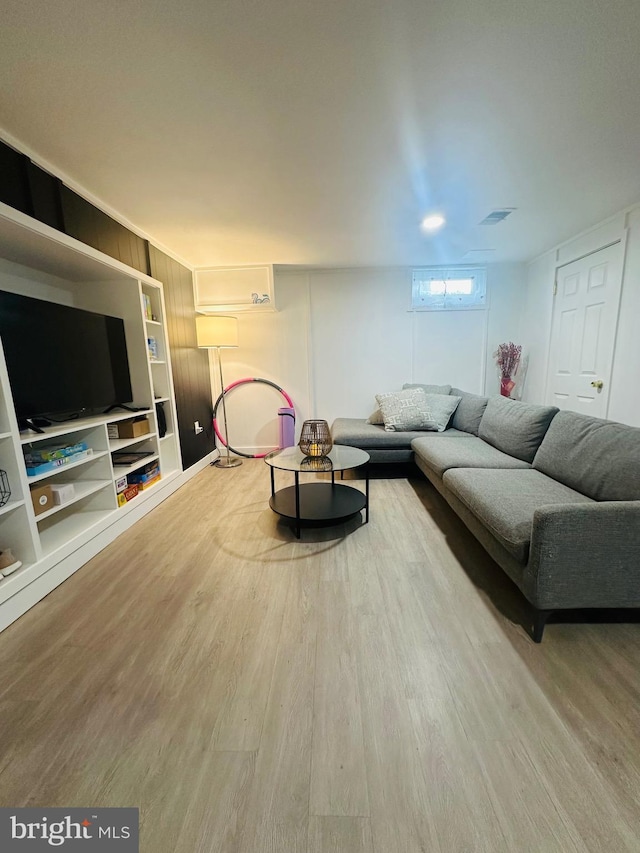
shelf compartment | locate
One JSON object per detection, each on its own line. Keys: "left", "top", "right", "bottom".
{"left": 20, "top": 410, "right": 154, "bottom": 444}
{"left": 0, "top": 561, "right": 40, "bottom": 606}
{"left": 145, "top": 319, "right": 162, "bottom": 327}
{"left": 34, "top": 481, "right": 112, "bottom": 523}
{"left": 109, "top": 433, "right": 158, "bottom": 452}
{"left": 26, "top": 450, "right": 110, "bottom": 484}
{"left": 38, "top": 509, "right": 115, "bottom": 557}
{"left": 111, "top": 453, "right": 159, "bottom": 479}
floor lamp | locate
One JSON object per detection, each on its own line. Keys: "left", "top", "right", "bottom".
{"left": 196, "top": 315, "right": 242, "bottom": 468}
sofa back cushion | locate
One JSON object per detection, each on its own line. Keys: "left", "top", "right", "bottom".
{"left": 533, "top": 410, "right": 640, "bottom": 500}
{"left": 449, "top": 388, "right": 489, "bottom": 436}
{"left": 403, "top": 382, "right": 452, "bottom": 395}
{"left": 478, "top": 397, "right": 558, "bottom": 463}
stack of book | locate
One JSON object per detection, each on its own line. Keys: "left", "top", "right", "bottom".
{"left": 127, "top": 460, "right": 161, "bottom": 491}
{"left": 24, "top": 441, "right": 93, "bottom": 477}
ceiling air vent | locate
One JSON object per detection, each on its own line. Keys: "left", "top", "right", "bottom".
{"left": 479, "top": 208, "right": 516, "bottom": 225}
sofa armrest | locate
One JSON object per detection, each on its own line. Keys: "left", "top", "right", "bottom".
{"left": 524, "top": 501, "right": 640, "bottom": 610}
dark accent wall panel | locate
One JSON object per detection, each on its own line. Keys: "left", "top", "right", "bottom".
{"left": 149, "top": 246, "right": 214, "bottom": 470}
{"left": 26, "top": 162, "right": 64, "bottom": 231}
{"left": 0, "top": 140, "right": 31, "bottom": 215}
{"left": 60, "top": 185, "right": 150, "bottom": 275}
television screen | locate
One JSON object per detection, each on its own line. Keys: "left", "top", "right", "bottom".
{"left": 0, "top": 291, "right": 133, "bottom": 423}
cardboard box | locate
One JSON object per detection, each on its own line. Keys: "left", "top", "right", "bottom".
{"left": 117, "top": 483, "right": 139, "bottom": 506}
{"left": 30, "top": 484, "right": 54, "bottom": 516}
{"left": 117, "top": 418, "right": 150, "bottom": 439}
{"left": 127, "top": 464, "right": 160, "bottom": 485}
{"left": 137, "top": 474, "right": 161, "bottom": 491}
{"left": 49, "top": 483, "right": 75, "bottom": 506}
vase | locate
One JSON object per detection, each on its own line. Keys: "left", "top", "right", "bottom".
{"left": 500, "top": 376, "right": 515, "bottom": 398}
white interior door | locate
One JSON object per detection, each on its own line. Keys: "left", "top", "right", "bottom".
{"left": 546, "top": 242, "right": 623, "bottom": 417}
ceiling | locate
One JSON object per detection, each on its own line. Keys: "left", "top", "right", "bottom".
{"left": 2, "top": 0, "right": 640, "bottom": 268}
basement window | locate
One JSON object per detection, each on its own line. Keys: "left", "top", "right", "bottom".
{"left": 411, "top": 267, "right": 487, "bottom": 311}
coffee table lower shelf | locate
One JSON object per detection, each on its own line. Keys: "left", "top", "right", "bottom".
{"left": 269, "top": 482, "right": 367, "bottom": 537}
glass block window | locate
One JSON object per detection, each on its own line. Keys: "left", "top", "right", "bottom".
{"left": 411, "top": 267, "right": 487, "bottom": 310}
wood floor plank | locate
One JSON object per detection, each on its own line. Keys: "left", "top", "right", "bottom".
{"left": 310, "top": 580, "right": 369, "bottom": 817}
{"left": 469, "top": 737, "right": 585, "bottom": 853}
{"left": 307, "top": 816, "right": 373, "bottom": 853}
{"left": 348, "top": 548, "right": 442, "bottom": 853}
{"left": 237, "top": 563, "right": 319, "bottom": 853}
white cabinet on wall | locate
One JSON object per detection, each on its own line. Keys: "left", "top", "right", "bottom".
{"left": 194, "top": 264, "right": 275, "bottom": 313}
{"left": 0, "top": 201, "right": 183, "bottom": 632}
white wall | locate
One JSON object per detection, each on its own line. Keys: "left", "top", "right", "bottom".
{"left": 219, "top": 264, "right": 526, "bottom": 454}
{"left": 519, "top": 205, "right": 640, "bottom": 427}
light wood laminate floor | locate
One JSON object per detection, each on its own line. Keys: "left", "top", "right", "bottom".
{"left": 0, "top": 460, "right": 638, "bottom": 852}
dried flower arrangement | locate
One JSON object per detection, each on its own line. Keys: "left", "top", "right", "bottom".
{"left": 494, "top": 342, "right": 522, "bottom": 397}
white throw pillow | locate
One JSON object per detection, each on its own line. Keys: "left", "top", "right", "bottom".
{"left": 375, "top": 388, "right": 437, "bottom": 432}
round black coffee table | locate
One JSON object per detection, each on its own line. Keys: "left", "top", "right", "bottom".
{"left": 265, "top": 446, "right": 370, "bottom": 538}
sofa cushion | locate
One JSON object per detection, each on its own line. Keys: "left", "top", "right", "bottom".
{"left": 411, "top": 435, "right": 532, "bottom": 478}
{"left": 478, "top": 397, "right": 559, "bottom": 463}
{"left": 332, "top": 418, "right": 468, "bottom": 449}
{"left": 533, "top": 410, "right": 640, "bottom": 501}
{"left": 449, "top": 388, "right": 489, "bottom": 436}
{"left": 422, "top": 393, "right": 462, "bottom": 432}
{"left": 443, "top": 468, "right": 595, "bottom": 563}
{"left": 403, "top": 382, "right": 452, "bottom": 395}
{"left": 376, "top": 388, "right": 437, "bottom": 431}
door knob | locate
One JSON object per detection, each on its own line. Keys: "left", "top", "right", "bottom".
{"left": 590, "top": 380, "right": 604, "bottom": 390}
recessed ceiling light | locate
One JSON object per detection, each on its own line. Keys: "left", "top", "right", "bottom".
{"left": 421, "top": 213, "right": 446, "bottom": 232}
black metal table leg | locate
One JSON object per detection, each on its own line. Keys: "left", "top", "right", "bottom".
{"left": 270, "top": 465, "right": 275, "bottom": 498}
{"left": 365, "top": 463, "right": 370, "bottom": 523}
{"left": 294, "top": 471, "right": 301, "bottom": 539}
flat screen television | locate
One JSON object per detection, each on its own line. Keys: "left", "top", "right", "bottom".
{"left": 0, "top": 291, "right": 133, "bottom": 427}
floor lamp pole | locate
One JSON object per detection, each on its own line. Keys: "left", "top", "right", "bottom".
{"left": 214, "top": 346, "right": 242, "bottom": 468}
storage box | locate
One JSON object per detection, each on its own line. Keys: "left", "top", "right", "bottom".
{"left": 117, "top": 483, "right": 139, "bottom": 506}
{"left": 25, "top": 448, "right": 94, "bottom": 477}
{"left": 127, "top": 464, "right": 160, "bottom": 485}
{"left": 117, "top": 418, "right": 150, "bottom": 439}
{"left": 49, "top": 483, "right": 75, "bottom": 506}
{"left": 24, "top": 440, "right": 88, "bottom": 464}
{"left": 137, "top": 474, "right": 161, "bottom": 491}
{"left": 107, "top": 424, "right": 120, "bottom": 439}
{"left": 30, "top": 484, "right": 54, "bottom": 516}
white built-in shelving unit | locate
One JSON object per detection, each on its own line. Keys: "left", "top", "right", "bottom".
{"left": 0, "top": 201, "right": 183, "bottom": 631}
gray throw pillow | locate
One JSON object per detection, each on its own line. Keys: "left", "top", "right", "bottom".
{"left": 375, "top": 388, "right": 437, "bottom": 432}
{"left": 450, "top": 388, "right": 489, "bottom": 436}
{"left": 423, "top": 393, "right": 462, "bottom": 432}
{"left": 479, "top": 396, "right": 559, "bottom": 463}
{"left": 403, "top": 382, "right": 452, "bottom": 395}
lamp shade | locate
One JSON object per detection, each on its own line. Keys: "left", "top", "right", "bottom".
{"left": 196, "top": 315, "right": 238, "bottom": 348}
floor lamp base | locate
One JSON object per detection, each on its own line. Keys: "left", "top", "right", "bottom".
{"left": 214, "top": 456, "right": 243, "bottom": 469}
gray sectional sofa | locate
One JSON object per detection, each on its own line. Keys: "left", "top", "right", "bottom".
{"left": 332, "top": 390, "right": 640, "bottom": 641}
